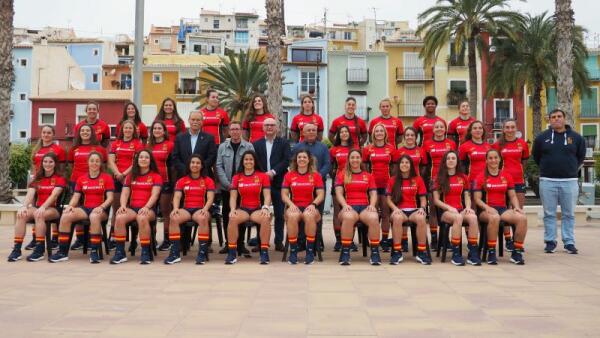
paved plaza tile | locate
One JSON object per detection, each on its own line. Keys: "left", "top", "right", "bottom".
{"left": 1, "top": 219, "right": 600, "bottom": 337}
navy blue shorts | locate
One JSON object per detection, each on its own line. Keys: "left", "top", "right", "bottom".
{"left": 492, "top": 206, "right": 508, "bottom": 215}
{"left": 114, "top": 180, "right": 123, "bottom": 193}
{"left": 376, "top": 187, "right": 387, "bottom": 196}
{"left": 514, "top": 184, "right": 526, "bottom": 194}
{"left": 240, "top": 207, "right": 260, "bottom": 214}
{"left": 81, "top": 207, "right": 109, "bottom": 217}
{"left": 351, "top": 205, "right": 368, "bottom": 214}
{"left": 403, "top": 209, "right": 421, "bottom": 218}
{"left": 184, "top": 208, "right": 201, "bottom": 215}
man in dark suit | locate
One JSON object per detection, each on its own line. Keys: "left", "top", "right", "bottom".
{"left": 172, "top": 110, "right": 217, "bottom": 179}
{"left": 253, "top": 117, "right": 290, "bottom": 251}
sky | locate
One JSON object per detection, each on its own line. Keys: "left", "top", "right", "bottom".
{"left": 14, "top": 0, "right": 600, "bottom": 46}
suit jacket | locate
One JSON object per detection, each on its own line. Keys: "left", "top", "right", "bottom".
{"left": 253, "top": 136, "right": 290, "bottom": 188}
{"left": 172, "top": 131, "right": 217, "bottom": 179}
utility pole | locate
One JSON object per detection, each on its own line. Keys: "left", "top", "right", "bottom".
{"left": 372, "top": 7, "right": 378, "bottom": 42}
{"left": 133, "top": 0, "right": 144, "bottom": 107}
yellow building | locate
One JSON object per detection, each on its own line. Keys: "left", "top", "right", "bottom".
{"left": 431, "top": 41, "right": 472, "bottom": 121}
{"left": 141, "top": 54, "right": 222, "bottom": 126}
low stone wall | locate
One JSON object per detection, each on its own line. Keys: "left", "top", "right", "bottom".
{"left": 0, "top": 204, "right": 22, "bottom": 227}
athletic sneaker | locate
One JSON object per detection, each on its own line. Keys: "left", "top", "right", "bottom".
{"left": 89, "top": 249, "right": 101, "bottom": 264}
{"left": 49, "top": 251, "right": 69, "bottom": 263}
{"left": 7, "top": 248, "right": 22, "bottom": 262}
{"left": 510, "top": 250, "right": 525, "bottom": 265}
{"left": 24, "top": 238, "right": 36, "bottom": 250}
{"left": 225, "top": 249, "right": 237, "bottom": 265}
{"left": 259, "top": 250, "right": 270, "bottom": 265}
{"left": 108, "top": 239, "right": 116, "bottom": 250}
{"left": 70, "top": 239, "right": 83, "bottom": 251}
{"left": 564, "top": 244, "right": 579, "bottom": 254}
{"left": 350, "top": 242, "right": 359, "bottom": 252}
{"left": 26, "top": 250, "right": 45, "bottom": 262}
{"left": 505, "top": 239, "right": 515, "bottom": 252}
{"left": 158, "top": 239, "right": 171, "bottom": 251}
{"left": 450, "top": 246, "right": 465, "bottom": 266}
{"left": 139, "top": 247, "right": 152, "bottom": 265}
{"left": 416, "top": 251, "right": 432, "bottom": 265}
{"left": 544, "top": 240, "right": 557, "bottom": 253}
{"left": 466, "top": 245, "right": 482, "bottom": 266}
{"left": 487, "top": 249, "right": 498, "bottom": 265}
{"left": 304, "top": 248, "right": 315, "bottom": 265}
{"left": 430, "top": 235, "right": 438, "bottom": 252}
{"left": 390, "top": 250, "right": 404, "bottom": 265}
{"left": 339, "top": 248, "right": 351, "bottom": 266}
{"left": 380, "top": 239, "right": 391, "bottom": 253}
{"left": 110, "top": 245, "right": 128, "bottom": 264}
{"left": 333, "top": 240, "right": 342, "bottom": 252}
{"left": 164, "top": 251, "right": 181, "bottom": 265}
{"left": 370, "top": 248, "right": 382, "bottom": 266}
{"left": 196, "top": 246, "right": 208, "bottom": 265}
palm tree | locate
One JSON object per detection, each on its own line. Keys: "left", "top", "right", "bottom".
{"left": 196, "top": 49, "right": 268, "bottom": 121}
{"left": 265, "top": 0, "right": 283, "bottom": 121}
{"left": 0, "top": 0, "right": 14, "bottom": 203}
{"left": 555, "top": 0, "right": 575, "bottom": 124}
{"left": 486, "top": 13, "right": 588, "bottom": 136}
{"left": 417, "top": 0, "right": 525, "bottom": 113}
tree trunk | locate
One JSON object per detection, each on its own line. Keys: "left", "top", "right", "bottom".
{"left": 265, "top": 0, "right": 283, "bottom": 128}
{"left": 555, "top": 0, "right": 575, "bottom": 125}
{"left": 532, "top": 80, "right": 544, "bottom": 137}
{"left": 467, "top": 36, "right": 478, "bottom": 117}
{"left": 0, "top": 0, "right": 14, "bottom": 203}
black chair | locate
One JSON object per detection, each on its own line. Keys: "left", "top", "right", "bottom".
{"left": 69, "top": 218, "right": 110, "bottom": 259}
{"left": 478, "top": 220, "right": 507, "bottom": 261}
{"left": 210, "top": 203, "right": 224, "bottom": 247}
{"left": 436, "top": 220, "right": 463, "bottom": 263}
{"left": 281, "top": 220, "right": 324, "bottom": 262}
{"left": 25, "top": 191, "right": 67, "bottom": 261}
{"left": 126, "top": 219, "right": 158, "bottom": 258}
{"left": 179, "top": 220, "right": 199, "bottom": 257}
{"left": 403, "top": 221, "right": 431, "bottom": 258}
{"left": 242, "top": 220, "right": 261, "bottom": 257}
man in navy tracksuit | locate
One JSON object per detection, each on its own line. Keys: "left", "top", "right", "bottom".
{"left": 532, "top": 109, "right": 586, "bottom": 254}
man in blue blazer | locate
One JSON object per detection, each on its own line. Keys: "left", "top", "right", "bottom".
{"left": 172, "top": 110, "right": 217, "bottom": 179}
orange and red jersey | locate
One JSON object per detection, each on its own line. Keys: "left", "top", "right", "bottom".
{"left": 147, "top": 140, "right": 174, "bottom": 183}
{"left": 368, "top": 116, "right": 404, "bottom": 147}
{"left": 109, "top": 139, "right": 145, "bottom": 173}
{"left": 421, "top": 138, "right": 456, "bottom": 180}
{"left": 385, "top": 175, "right": 427, "bottom": 209}
{"left": 335, "top": 171, "right": 376, "bottom": 207}
{"left": 67, "top": 145, "right": 108, "bottom": 183}
{"left": 200, "top": 107, "right": 230, "bottom": 144}
{"left": 32, "top": 173, "right": 67, "bottom": 208}
{"left": 32, "top": 143, "right": 67, "bottom": 175}
{"left": 162, "top": 118, "right": 187, "bottom": 141}
{"left": 362, "top": 143, "right": 395, "bottom": 188}
{"left": 231, "top": 171, "right": 271, "bottom": 209}
{"left": 434, "top": 173, "right": 469, "bottom": 210}
{"left": 329, "top": 145, "right": 355, "bottom": 177}
{"left": 492, "top": 138, "right": 529, "bottom": 185}
{"left": 393, "top": 146, "right": 423, "bottom": 172}
{"left": 242, "top": 113, "right": 275, "bottom": 143}
{"left": 329, "top": 115, "right": 367, "bottom": 146}
{"left": 74, "top": 172, "right": 115, "bottom": 208}
{"left": 459, "top": 140, "right": 491, "bottom": 182}
{"left": 447, "top": 116, "right": 476, "bottom": 145}
{"left": 116, "top": 121, "right": 148, "bottom": 140}
{"left": 74, "top": 119, "right": 111, "bottom": 144}
{"left": 175, "top": 175, "right": 216, "bottom": 209}
{"left": 473, "top": 171, "right": 515, "bottom": 208}
{"left": 282, "top": 171, "right": 324, "bottom": 207}
{"left": 413, "top": 115, "right": 446, "bottom": 145}
{"left": 290, "top": 113, "right": 324, "bottom": 142}
{"left": 124, "top": 172, "right": 163, "bottom": 208}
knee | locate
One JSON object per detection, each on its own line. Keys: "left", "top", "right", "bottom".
{"left": 341, "top": 212, "right": 357, "bottom": 223}
{"left": 364, "top": 212, "right": 379, "bottom": 225}
{"left": 414, "top": 214, "right": 426, "bottom": 224}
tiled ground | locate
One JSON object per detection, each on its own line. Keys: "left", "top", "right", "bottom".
{"left": 1, "top": 218, "right": 600, "bottom": 337}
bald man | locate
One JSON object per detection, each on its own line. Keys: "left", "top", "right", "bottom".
{"left": 253, "top": 118, "right": 291, "bottom": 251}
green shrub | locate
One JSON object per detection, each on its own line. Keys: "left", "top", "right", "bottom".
{"left": 9, "top": 144, "right": 32, "bottom": 189}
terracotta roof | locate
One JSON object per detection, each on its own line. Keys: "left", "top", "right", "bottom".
{"left": 30, "top": 90, "right": 132, "bottom": 101}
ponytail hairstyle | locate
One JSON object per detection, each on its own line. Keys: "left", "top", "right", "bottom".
{"left": 391, "top": 155, "right": 418, "bottom": 205}
{"left": 156, "top": 97, "right": 185, "bottom": 134}
{"left": 343, "top": 149, "right": 364, "bottom": 185}
{"left": 436, "top": 151, "right": 464, "bottom": 195}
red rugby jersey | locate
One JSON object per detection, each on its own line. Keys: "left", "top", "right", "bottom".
{"left": 412, "top": 115, "right": 446, "bottom": 145}
{"left": 162, "top": 118, "right": 187, "bottom": 141}
{"left": 201, "top": 107, "right": 230, "bottom": 144}
{"left": 74, "top": 119, "right": 111, "bottom": 144}
{"left": 175, "top": 175, "right": 216, "bottom": 209}
{"left": 282, "top": 171, "right": 324, "bottom": 207}
{"left": 116, "top": 121, "right": 148, "bottom": 140}
{"left": 434, "top": 173, "right": 469, "bottom": 210}
{"left": 67, "top": 145, "right": 108, "bottom": 183}
{"left": 242, "top": 113, "right": 275, "bottom": 143}
{"left": 473, "top": 171, "right": 515, "bottom": 208}
{"left": 492, "top": 138, "right": 529, "bottom": 185}
{"left": 328, "top": 115, "right": 367, "bottom": 146}
{"left": 393, "top": 146, "right": 423, "bottom": 172}
{"left": 32, "top": 143, "right": 67, "bottom": 175}
{"left": 147, "top": 140, "right": 174, "bottom": 183}
{"left": 447, "top": 116, "right": 476, "bottom": 145}
{"left": 385, "top": 175, "right": 427, "bottom": 209}
{"left": 368, "top": 116, "right": 404, "bottom": 147}
{"left": 459, "top": 140, "right": 491, "bottom": 182}
{"left": 362, "top": 143, "right": 395, "bottom": 188}
{"left": 124, "top": 172, "right": 163, "bottom": 208}
{"left": 110, "top": 139, "right": 145, "bottom": 173}
{"left": 32, "top": 173, "right": 67, "bottom": 207}
{"left": 74, "top": 172, "right": 115, "bottom": 208}
{"left": 231, "top": 171, "right": 271, "bottom": 209}
{"left": 329, "top": 145, "right": 355, "bottom": 177}
{"left": 421, "top": 138, "right": 457, "bottom": 180}
{"left": 335, "top": 171, "right": 376, "bottom": 207}
{"left": 290, "top": 113, "right": 324, "bottom": 142}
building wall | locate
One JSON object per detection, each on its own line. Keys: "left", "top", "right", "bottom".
{"left": 432, "top": 42, "right": 470, "bottom": 121}
{"left": 10, "top": 47, "right": 33, "bottom": 143}
{"left": 66, "top": 43, "right": 104, "bottom": 90}
{"left": 102, "top": 65, "right": 132, "bottom": 90}
{"left": 141, "top": 70, "right": 180, "bottom": 125}
{"left": 31, "top": 45, "right": 85, "bottom": 96}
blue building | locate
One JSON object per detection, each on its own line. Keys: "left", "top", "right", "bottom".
{"left": 10, "top": 45, "right": 33, "bottom": 143}
{"left": 65, "top": 40, "right": 104, "bottom": 90}
{"left": 282, "top": 39, "right": 328, "bottom": 131}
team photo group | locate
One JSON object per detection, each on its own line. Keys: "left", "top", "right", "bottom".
{"left": 6, "top": 89, "right": 586, "bottom": 267}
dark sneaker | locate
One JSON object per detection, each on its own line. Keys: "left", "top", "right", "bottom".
{"left": 401, "top": 239, "right": 409, "bottom": 252}
{"left": 196, "top": 247, "right": 208, "bottom": 265}
{"left": 505, "top": 239, "right": 515, "bottom": 252}
{"left": 70, "top": 239, "right": 83, "bottom": 251}
{"left": 390, "top": 250, "right": 403, "bottom": 265}
{"left": 50, "top": 239, "right": 59, "bottom": 250}
{"left": 510, "top": 250, "right": 525, "bottom": 265}
{"left": 140, "top": 247, "right": 152, "bottom": 265}
{"left": 339, "top": 248, "right": 351, "bottom": 266}
{"left": 158, "top": 240, "right": 171, "bottom": 251}
{"left": 27, "top": 243, "right": 45, "bottom": 262}
{"left": 370, "top": 248, "right": 382, "bottom": 266}
{"left": 164, "top": 245, "right": 181, "bottom": 264}
{"left": 89, "top": 249, "right": 101, "bottom": 264}
{"left": 451, "top": 247, "right": 465, "bottom": 266}
{"left": 225, "top": 249, "right": 237, "bottom": 265}
{"left": 24, "top": 238, "right": 36, "bottom": 250}
{"left": 288, "top": 250, "right": 298, "bottom": 265}
{"left": 487, "top": 249, "right": 498, "bottom": 265}
{"left": 304, "top": 248, "right": 315, "bottom": 265}
{"left": 7, "top": 248, "right": 22, "bottom": 262}
{"left": 259, "top": 250, "right": 270, "bottom": 265}
{"left": 544, "top": 241, "right": 557, "bottom": 253}
{"left": 110, "top": 246, "right": 128, "bottom": 264}
{"left": 564, "top": 244, "right": 578, "bottom": 254}
{"left": 350, "top": 242, "right": 358, "bottom": 252}
{"left": 416, "top": 251, "right": 432, "bottom": 265}
{"left": 333, "top": 240, "right": 342, "bottom": 252}
{"left": 49, "top": 251, "right": 69, "bottom": 263}
{"left": 466, "top": 245, "right": 482, "bottom": 266}
{"left": 380, "top": 239, "right": 391, "bottom": 253}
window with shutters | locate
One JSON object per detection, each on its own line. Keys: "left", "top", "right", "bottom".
{"left": 448, "top": 80, "right": 467, "bottom": 105}
{"left": 582, "top": 124, "right": 598, "bottom": 149}
{"left": 580, "top": 87, "right": 599, "bottom": 118}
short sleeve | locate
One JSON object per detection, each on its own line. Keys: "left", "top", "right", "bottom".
{"left": 458, "top": 143, "right": 468, "bottom": 161}
{"left": 367, "top": 174, "right": 377, "bottom": 190}
{"left": 505, "top": 173, "right": 515, "bottom": 189}
{"left": 104, "top": 175, "right": 115, "bottom": 191}
{"left": 124, "top": 174, "right": 132, "bottom": 187}
{"left": 361, "top": 147, "right": 370, "bottom": 163}
{"left": 473, "top": 175, "right": 484, "bottom": 191}
{"left": 316, "top": 116, "right": 324, "bottom": 132}
{"left": 420, "top": 143, "right": 429, "bottom": 165}
{"left": 329, "top": 148, "right": 336, "bottom": 163}
{"left": 334, "top": 172, "right": 344, "bottom": 187}
{"left": 261, "top": 173, "right": 271, "bottom": 188}
{"left": 67, "top": 147, "right": 75, "bottom": 162}
{"left": 135, "top": 140, "right": 145, "bottom": 152}
{"left": 385, "top": 177, "right": 394, "bottom": 195}
{"left": 153, "top": 173, "right": 163, "bottom": 186}
{"left": 56, "top": 176, "right": 67, "bottom": 188}
{"left": 175, "top": 177, "right": 185, "bottom": 191}
{"left": 417, "top": 177, "right": 427, "bottom": 195}
{"left": 206, "top": 177, "right": 216, "bottom": 190}
{"left": 222, "top": 111, "right": 231, "bottom": 127}
{"left": 462, "top": 175, "right": 470, "bottom": 190}
{"left": 102, "top": 123, "right": 111, "bottom": 140}
{"left": 100, "top": 147, "right": 108, "bottom": 162}
{"left": 74, "top": 177, "right": 83, "bottom": 193}
{"left": 396, "top": 119, "right": 404, "bottom": 136}
{"left": 282, "top": 172, "right": 292, "bottom": 189}
{"left": 491, "top": 141, "right": 500, "bottom": 151}
{"left": 359, "top": 118, "right": 367, "bottom": 133}
{"left": 139, "top": 123, "right": 149, "bottom": 139}
{"left": 328, "top": 118, "right": 338, "bottom": 133}
{"left": 110, "top": 141, "right": 118, "bottom": 154}
{"left": 521, "top": 139, "right": 530, "bottom": 160}
{"left": 290, "top": 116, "right": 299, "bottom": 133}
{"left": 231, "top": 174, "right": 239, "bottom": 190}
{"left": 242, "top": 119, "right": 250, "bottom": 130}
{"left": 314, "top": 173, "right": 324, "bottom": 189}
{"left": 447, "top": 119, "right": 457, "bottom": 135}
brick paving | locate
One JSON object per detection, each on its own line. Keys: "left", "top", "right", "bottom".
{"left": 1, "top": 218, "right": 600, "bottom": 337}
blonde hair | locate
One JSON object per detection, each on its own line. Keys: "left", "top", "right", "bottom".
{"left": 289, "top": 150, "right": 317, "bottom": 173}
{"left": 379, "top": 98, "right": 392, "bottom": 108}
{"left": 372, "top": 123, "right": 389, "bottom": 144}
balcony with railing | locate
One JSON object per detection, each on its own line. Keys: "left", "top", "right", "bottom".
{"left": 396, "top": 67, "right": 434, "bottom": 81}
{"left": 580, "top": 101, "right": 599, "bottom": 118}
{"left": 346, "top": 68, "right": 369, "bottom": 84}
{"left": 397, "top": 104, "right": 423, "bottom": 117}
